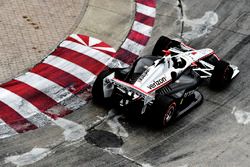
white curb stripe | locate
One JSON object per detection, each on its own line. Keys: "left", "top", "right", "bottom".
{"left": 0, "top": 88, "right": 52, "bottom": 127}
{"left": 70, "top": 34, "right": 88, "bottom": 46}
{"left": 121, "top": 38, "right": 145, "bottom": 55}
{"left": 0, "top": 119, "right": 18, "bottom": 139}
{"left": 43, "top": 55, "right": 97, "bottom": 85}
{"left": 60, "top": 40, "right": 128, "bottom": 68}
{"left": 136, "top": 3, "right": 156, "bottom": 18}
{"left": 132, "top": 21, "right": 153, "bottom": 37}
{"left": 15, "top": 72, "right": 77, "bottom": 103}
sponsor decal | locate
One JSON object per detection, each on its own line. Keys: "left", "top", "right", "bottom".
{"left": 147, "top": 77, "right": 167, "bottom": 89}
{"left": 137, "top": 68, "right": 150, "bottom": 82}
{"left": 184, "top": 90, "right": 194, "bottom": 97}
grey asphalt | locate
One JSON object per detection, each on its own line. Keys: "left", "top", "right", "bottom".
{"left": 1, "top": 0, "right": 250, "bottom": 167}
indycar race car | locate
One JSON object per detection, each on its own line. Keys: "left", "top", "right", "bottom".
{"left": 92, "top": 36, "right": 240, "bottom": 127}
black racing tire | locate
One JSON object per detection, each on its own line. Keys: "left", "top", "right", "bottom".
{"left": 210, "top": 60, "right": 233, "bottom": 89}
{"left": 92, "top": 68, "right": 113, "bottom": 107}
{"left": 152, "top": 36, "right": 172, "bottom": 56}
{"left": 151, "top": 95, "right": 177, "bottom": 127}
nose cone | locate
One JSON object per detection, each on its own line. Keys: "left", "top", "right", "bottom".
{"left": 190, "top": 48, "right": 214, "bottom": 61}
{"left": 199, "top": 48, "right": 214, "bottom": 55}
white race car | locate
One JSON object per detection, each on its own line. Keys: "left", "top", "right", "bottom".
{"left": 92, "top": 36, "right": 239, "bottom": 127}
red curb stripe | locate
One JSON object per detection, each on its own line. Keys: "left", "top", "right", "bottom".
{"left": 135, "top": 12, "right": 155, "bottom": 27}
{"left": 115, "top": 0, "right": 156, "bottom": 64}
{"left": 0, "top": 101, "right": 37, "bottom": 133}
{"left": 51, "top": 47, "right": 106, "bottom": 75}
{"left": 116, "top": 48, "right": 139, "bottom": 64}
{"left": 1, "top": 80, "right": 58, "bottom": 113}
{"left": 65, "top": 36, "right": 116, "bottom": 57}
{"left": 30, "top": 63, "right": 88, "bottom": 94}
{"left": 137, "top": 0, "right": 156, "bottom": 8}
{"left": 127, "top": 30, "right": 150, "bottom": 46}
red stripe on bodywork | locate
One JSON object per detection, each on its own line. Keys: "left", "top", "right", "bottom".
{"left": 113, "top": 78, "right": 152, "bottom": 96}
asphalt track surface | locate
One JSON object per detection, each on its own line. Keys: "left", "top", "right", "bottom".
{"left": 1, "top": 0, "right": 250, "bottom": 167}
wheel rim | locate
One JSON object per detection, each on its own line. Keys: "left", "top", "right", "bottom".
{"left": 163, "top": 103, "right": 176, "bottom": 126}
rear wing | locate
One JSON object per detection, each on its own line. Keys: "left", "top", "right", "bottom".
{"left": 105, "top": 77, "right": 155, "bottom": 101}
{"left": 104, "top": 72, "right": 155, "bottom": 102}
{"left": 104, "top": 76, "right": 155, "bottom": 114}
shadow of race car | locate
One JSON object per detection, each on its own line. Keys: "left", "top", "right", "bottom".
{"left": 92, "top": 36, "right": 240, "bottom": 127}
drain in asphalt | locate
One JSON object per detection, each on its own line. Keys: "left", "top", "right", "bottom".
{"left": 85, "top": 129, "right": 123, "bottom": 148}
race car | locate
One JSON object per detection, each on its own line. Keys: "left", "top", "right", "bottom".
{"left": 92, "top": 36, "right": 240, "bottom": 127}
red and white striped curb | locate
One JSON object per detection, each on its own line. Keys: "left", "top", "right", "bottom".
{"left": 116, "top": 0, "right": 156, "bottom": 64}
{"left": 0, "top": 0, "right": 156, "bottom": 138}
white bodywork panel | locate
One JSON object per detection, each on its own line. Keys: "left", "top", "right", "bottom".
{"left": 103, "top": 47, "right": 239, "bottom": 102}
{"left": 134, "top": 48, "right": 213, "bottom": 93}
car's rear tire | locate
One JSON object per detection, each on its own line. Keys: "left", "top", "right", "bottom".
{"left": 210, "top": 60, "right": 233, "bottom": 89}
{"left": 151, "top": 95, "right": 177, "bottom": 127}
{"left": 92, "top": 68, "right": 113, "bottom": 107}
{"left": 152, "top": 36, "right": 172, "bottom": 56}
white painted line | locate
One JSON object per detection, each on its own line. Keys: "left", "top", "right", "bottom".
{"left": 60, "top": 41, "right": 128, "bottom": 68}
{"left": 132, "top": 21, "right": 153, "bottom": 37}
{"left": 43, "top": 56, "right": 97, "bottom": 85}
{"left": 136, "top": 3, "right": 156, "bottom": 18}
{"left": 106, "top": 114, "right": 128, "bottom": 138}
{"left": 5, "top": 148, "right": 51, "bottom": 166}
{"left": 232, "top": 107, "right": 250, "bottom": 125}
{"left": 0, "top": 88, "right": 52, "bottom": 127}
{"left": 16, "top": 72, "right": 77, "bottom": 103}
{"left": 53, "top": 118, "right": 86, "bottom": 142}
{"left": 141, "top": 163, "right": 154, "bottom": 167}
{"left": 121, "top": 38, "right": 145, "bottom": 55}
{"left": 0, "top": 119, "right": 17, "bottom": 139}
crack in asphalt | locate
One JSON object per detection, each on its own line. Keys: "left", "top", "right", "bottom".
{"left": 177, "top": 0, "right": 184, "bottom": 17}
{"left": 177, "top": 0, "right": 184, "bottom": 38}
{"left": 213, "top": 25, "right": 249, "bottom": 36}
{"left": 111, "top": 152, "right": 153, "bottom": 167}
{"left": 166, "top": 151, "right": 194, "bottom": 163}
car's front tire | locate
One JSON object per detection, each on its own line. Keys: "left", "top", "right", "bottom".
{"left": 210, "top": 60, "right": 233, "bottom": 89}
